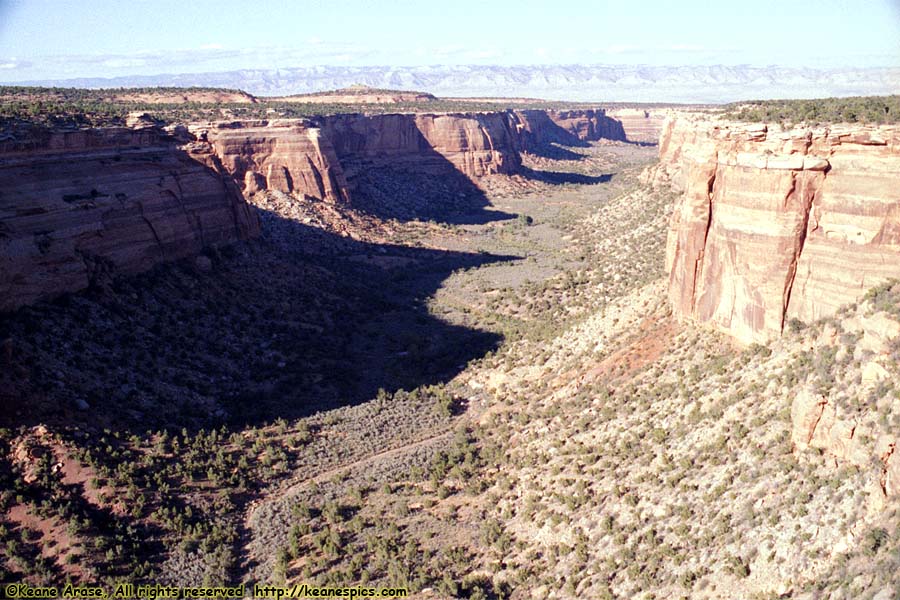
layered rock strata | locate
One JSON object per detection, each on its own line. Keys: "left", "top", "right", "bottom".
{"left": 194, "top": 120, "right": 351, "bottom": 203}
{"left": 199, "top": 109, "right": 632, "bottom": 198}
{"left": 509, "top": 109, "right": 627, "bottom": 149}
{"left": 1, "top": 107, "right": 631, "bottom": 311}
{"left": 607, "top": 108, "right": 668, "bottom": 144}
{"left": 319, "top": 112, "right": 522, "bottom": 182}
{"left": 194, "top": 112, "right": 531, "bottom": 202}
{"left": 659, "top": 116, "right": 900, "bottom": 343}
{"left": 0, "top": 127, "right": 258, "bottom": 312}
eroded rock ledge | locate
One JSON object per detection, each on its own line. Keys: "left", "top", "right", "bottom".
{"left": 655, "top": 115, "right": 900, "bottom": 343}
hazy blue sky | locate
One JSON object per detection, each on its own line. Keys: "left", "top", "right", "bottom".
{"left": 0, "top": 0, "right": 898, "bottom": 81}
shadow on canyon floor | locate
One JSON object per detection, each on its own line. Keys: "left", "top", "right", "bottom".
{"left": 0, "top": 129, "right": 626, "bottom": 436}
{"left": 524, "top": 143, "right": 587, "bottom": 161}
{"left": 518, "top": 166, "right": 614, "bottom": 186}
{"left": 347, "top": 164, "right": 518, "bottom": 225}
{"left": 0, "top": 208, "right": 517, "bottom": 434}
{"left": 334, "top": 122, "right": 520, "bottom": 225}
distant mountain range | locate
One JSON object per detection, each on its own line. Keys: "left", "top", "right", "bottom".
{"left": 12, "top": 64, "right": 900, "bottom": 103}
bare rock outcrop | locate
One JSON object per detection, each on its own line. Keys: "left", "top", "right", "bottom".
{"left": 790, "top": 309, "right": 900, "bottom": 499}
{"left": 319, "top": 112, "right": 522, "bottom": 181}
{"left": 606, "top": 108, "right": 668, "bottom": 143}
{"left": 0, "top": 126, "right": 259, "bottom": 312}
{"left": 791, "top": 386, "right": 867, "bottom": 465}
{"left": 195, "top": 109, "right": 635, "bottom": 204}
{"left": 194, "top": 120, "right": 351, "bottom": 203}
{"left": 194, "top": 112, "right": 527, "bottom": 204}
{"left": 509, "top": 109, "right": 627, "bottom": 150}
{"left": 658, "top": 115, "right": 900, "bottom": 343}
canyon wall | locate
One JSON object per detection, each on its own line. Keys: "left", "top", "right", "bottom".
{"left": 658, "top": 115, "right": 900, "bottom": 343}
{"left": 510, "top": 109, "right": 627, "bottom": 150}
{"left": 607, "top": 108, "right": 667, "bottom": 143}
{"left": 194, "top": 120, "right": 351, "bottom": 203}
{"left": 319, "top": 112, "right": 522, "bottom": 181}
{"left": 197, "top": 108, "right": 631, "bottom": 201}
{"left": 195, "top": 112, "right": 531, "bottom": 202}
{"left": 0, "top": 127, "right": 259, "bottom": 312}
{"left": 513, "top": 108, "right": 665, "bottom": 146}
{"left": 1, "top": 107, "right": 629, "bottom": 312}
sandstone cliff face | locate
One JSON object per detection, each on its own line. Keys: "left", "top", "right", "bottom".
{"left": 548, "top": 109, "right": 626, "bottom": 141}
{"left": 789, "top": 305, "right": 900, "bottom": 506}
{"left": 607, "top": 108, "right": 667, "bottom": 144}
{"left": 318, "top": 112, "right": 522, "bottom": 181}
{"left": 195, "top": 120, "right": 351, "bottom": 203}
{"left": 510, "top": 109, "right": 626, "bottom": 150}
{"left": 659, "top": 116, "right": 900, "bottom": 343}
{"left": 1, "top": 108, "right": 630, "bottom": 312}
{"left": 186, "top": 109, "right": 633, "bottom": 201}
{"left": 194, "top": 113, "right": 527, "bottom": 203}
{"left": 0, "top": 127, "right": 258, "bottom": 312}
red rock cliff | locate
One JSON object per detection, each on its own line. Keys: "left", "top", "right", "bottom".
{"left": 607, "top": 108, "right": 667, "bottom": 144}
{"left": 318, "top": 112, "right": 522, "bottom": 181}
{"left": 1, "top": 108, "right": 630, "bottom": 312}
{"left": 0, "top": 127, "right": 259, "bottom": 312}
{"left": 195, "top": 109, "right": 634, "bottom": 200}
{"left": 509, "top": 109, "right": 627, "bottom": 149}
{"left": 658, "top": 115, "right": 900, "bottom": 343}
{"left": 194, "top": 120, "right": 351, "bottom": 203}
{"left": 195, "top": 113, "right": 526, "bottom": 202}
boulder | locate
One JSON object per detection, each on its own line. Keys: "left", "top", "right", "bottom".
{"left": 861, "top": 361, "right": 890, "bottom": 384}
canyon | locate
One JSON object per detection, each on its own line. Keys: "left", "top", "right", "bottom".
{"left": 2, "top": 88, "right": 900, "bottom": 598}
{"left": 201, "top": 108, "right": 636, "bottom": 201}
{"left": 0, "top": 107, "right": 633, "bottom": 312}
{"left": 656, "top": 115, "right": 900, "bottom": 344}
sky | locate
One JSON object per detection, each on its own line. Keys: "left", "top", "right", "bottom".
{"left": 0, "top": 0, "right": 898, "bottom": 82}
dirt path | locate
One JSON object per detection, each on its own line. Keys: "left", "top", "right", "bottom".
{"left": 243, "top": 426, "right": 453, "bottom": 526}
{"left": 238, "top": 393, "right": 489, "bottom": 574}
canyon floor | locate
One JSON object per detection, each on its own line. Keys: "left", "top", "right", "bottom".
{"left": 1, "top": 137, "right": 898, "bottom": 599}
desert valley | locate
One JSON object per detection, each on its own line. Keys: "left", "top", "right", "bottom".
{"left": 0, "top": 82, "right": 898, "bottom": 600}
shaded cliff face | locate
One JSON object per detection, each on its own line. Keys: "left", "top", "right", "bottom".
{"left": 513, "top": 108, "right": 665, "bottom": 146}
{"left": 195, "top": 112, "right": 528, "bottom": 204}
{"left": 659, "top": 115, "right": 900, "bottom": 343}
{"left": 509, "top": 109, "right": 626, "bottom": 151}
{"left": 549, "top": 109, "right": 627, "bottom": 141}
{"left": 185, "top": 109, "right": 633, "bottom": 203}
{"left": 318, "top": 112, "right": 522, "bottom": 180}
{"left": 0, "top": 127, "right": 259, "bottom": 312}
